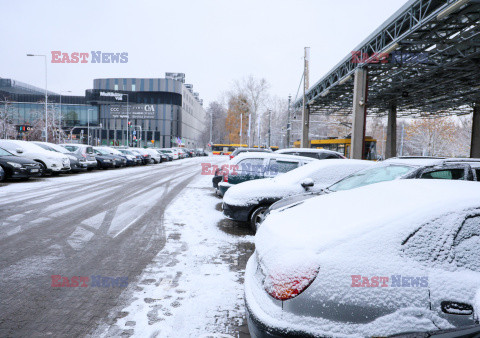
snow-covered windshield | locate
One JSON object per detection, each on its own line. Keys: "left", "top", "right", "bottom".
{"left": 328, "top": 165, "right": 414, "bottom": 192}
{"left": 94, "top": 148, "right": 111, "bottom": 155}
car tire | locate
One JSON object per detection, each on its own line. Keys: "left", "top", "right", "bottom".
{"left": 35, "top": 161, "right": 47, "bottom": 176}
{"left": 250, "top": 206, "right": 268, "bottom": 233}
{"left": 0, "top": 166, "right": 6, "bottom": 182}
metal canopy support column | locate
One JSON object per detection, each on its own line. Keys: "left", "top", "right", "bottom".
{"left": 471, "top": 102, "right": 480, "bottom": 158}
{"left": 351, "top": 67, "right": 368, "bottom": 159}
{"left": 385, "top": 103, "right": 397, "bottom": 159}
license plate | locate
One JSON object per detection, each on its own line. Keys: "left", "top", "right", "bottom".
{"left": 30, "top": 169, "right": 39, "bottom": 173}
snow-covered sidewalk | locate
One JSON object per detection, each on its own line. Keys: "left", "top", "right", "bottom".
{"left": 95, "top": 169, "right": 255, "bottom": 337}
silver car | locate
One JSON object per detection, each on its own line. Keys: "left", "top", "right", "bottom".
{"left": 245, "top": 179, "right": 480, "bottom": 337}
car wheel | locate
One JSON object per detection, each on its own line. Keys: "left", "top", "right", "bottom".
{"left": 250, "top": 206, "right": 267, "bottom": 233}
{"left": 0, "top": 166, "right": 6, "bottom": 182}
{"left": 35, "top": 161, "right": 47, "bottom": 176}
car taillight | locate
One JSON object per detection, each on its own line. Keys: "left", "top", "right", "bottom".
{"left": 223, "top": 171, "right": 228, "bottom": 182}
{"left": 82, "top": 154, "right": 87, "bottom": 158}
{"left": 264, "top": 265, "right": 319, "bottom": 301}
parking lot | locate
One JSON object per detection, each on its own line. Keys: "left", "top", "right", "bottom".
{"left": 0, "top": 156, "right": 254, "bottom": 337}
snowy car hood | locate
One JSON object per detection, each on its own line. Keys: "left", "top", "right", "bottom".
{"left": 256, "top": 180, "right": 480, "bottom": 264}
{"left": 223, "top": 159, "right": 375, "bottom": 207}
{"left": 223, "top": 178, "right": 302, "bottom": 206}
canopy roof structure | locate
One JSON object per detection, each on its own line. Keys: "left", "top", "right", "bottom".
{"left": 294, "top": 0, "right": 480, "bottom": 117}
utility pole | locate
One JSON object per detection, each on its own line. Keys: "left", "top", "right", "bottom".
{"left": 209, "top": 110, "right": 213, "bottom": 145}
{"left": 268, "top": 109, "right": 272, "bottom": 147}
{"left": 239, "top": 113, "right": 243, "bottom": 145}
{"left": 287, "top": 95, "right": 291, "bottom": 148}
{"left": 301, "top": 47, "right": 310, "bottom": 148}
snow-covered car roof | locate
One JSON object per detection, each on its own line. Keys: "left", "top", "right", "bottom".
{"left": 258, "top": 179, "right": 480, "bottom": 258}
{"left": 383, "top": 157, "right": 446, "bottom": 167}
{"left": 271, "top": 159, "right": 375, "bottom": 185}
{"left": 275, "top": 147, "right": 343, "bottom": 156}
{"left": 229, "top": 152, "right": 314, "bottom": 164}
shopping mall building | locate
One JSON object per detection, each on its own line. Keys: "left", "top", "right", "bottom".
{"left": 0, "top": 73, "right": 207, "bottom": 148}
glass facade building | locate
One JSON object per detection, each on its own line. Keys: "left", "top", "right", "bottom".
{"left": 90, "top": 77, "right": 206, "bottom": 148}
{"left": 1, "top": 75, "right": 206, "bottom": 147}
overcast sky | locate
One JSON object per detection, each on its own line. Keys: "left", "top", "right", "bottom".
{"left": 2, "top": 0, "right": 407, "bottom": 106}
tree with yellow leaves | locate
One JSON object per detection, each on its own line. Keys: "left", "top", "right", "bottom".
{"left": 225, "top": 94, "right": 249, "bottom": 144}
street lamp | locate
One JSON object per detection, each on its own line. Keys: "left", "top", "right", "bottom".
{"left": 87, "top": 108, "right": 93, "bottom": 145}
{"left": 122, "top": 93, "right": 129, "bottom": 146}
{"left": 59, "top": 90, "right": 71, "bottom": 143}
{"left": 27, "top": 54, "right": 48, "bottom": 142}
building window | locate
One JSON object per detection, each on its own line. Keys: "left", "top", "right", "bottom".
{"left": 132, "top": 84, "right": 136, "bottom": 91}
{"left": 114, "top": 84, "right": 118, "bottom": 91}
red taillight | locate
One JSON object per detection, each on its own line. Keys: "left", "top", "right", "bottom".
{"left": 223, "top": 171, "right": 228, "bottom": 182}
{"left": 82, "top": 154, "right": 87, "bottom": 158}
{"left": 264, "top": 266, "right": 319, "bottom": 301}
{"left": 229, "top": 155, "right": 234, "bottom": 160}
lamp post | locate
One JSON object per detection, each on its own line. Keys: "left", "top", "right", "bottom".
{"left": 59, "top": 90, "right": 71, "bottom": 143}
{"left": 27, "top": 54, "right": 48, "bottom": 141}
{"left": 123, "top": 93, "right": 129, "bottom": 146}
{"left": 87, "top": 108, "right": 93, "bottom": 145}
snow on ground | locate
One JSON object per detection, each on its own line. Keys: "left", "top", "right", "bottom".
{"left": 95, "top": 163, "right": 255, "bottom": 337}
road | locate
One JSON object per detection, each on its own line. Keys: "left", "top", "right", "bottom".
{"left": 0, "top": 157, "right": 254, "bottom": 337}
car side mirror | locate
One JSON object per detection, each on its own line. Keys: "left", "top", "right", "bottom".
{"left": 16, "top": 148, "right": 24, "bottom": 154}
{"left": 301, "top": 178, "right": 314, "bottom": 189}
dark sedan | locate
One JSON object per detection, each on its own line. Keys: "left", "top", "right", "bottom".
{"left": 0, "top": 147, "right": 42, "bottom": 181}
{"left": 92, "top": 149, "right": 117, "bottom": 169}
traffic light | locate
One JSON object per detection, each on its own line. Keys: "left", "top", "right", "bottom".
{"left": 128, "top": 121, "right": 132, "bottom": 127}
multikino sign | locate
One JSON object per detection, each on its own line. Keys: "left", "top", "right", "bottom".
{"left": 100, "top": 92, "right": 124, "bottom": 101}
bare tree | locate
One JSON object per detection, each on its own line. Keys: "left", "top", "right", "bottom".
{"left": 206, "top": 101, "right": 228, "bottom": 144}
{"left": 0, "top": 95, "right": 18, "bottom": 139}
{"left": 233, "top": 76, "right": 270, "bottom": 146}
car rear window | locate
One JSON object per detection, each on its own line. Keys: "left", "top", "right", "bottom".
{"left": 268, "top": 159, "right": 299, "bottom": 174}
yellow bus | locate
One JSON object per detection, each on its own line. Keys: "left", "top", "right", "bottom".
{"left": 211, "top": 144, "right": 248, "bottom": 155}
{"left": 293, "top": 137, "right": 378, "bottom": 160}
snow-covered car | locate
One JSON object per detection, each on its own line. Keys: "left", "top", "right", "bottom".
{"left": 94, "top": 147, "right": 127, "bottom": 167}
{"left": 267, "top": 157, "right": 480, "bottom": 213}
{"left": 33, "top": 142, "right": 88, "bottom": 173}
{"left": 159, "top": 148, "right": 179, "bottom": 160}
{"left": 144, "top": 148, "right": 163, "bottom": 163}
{"left": 229, "top": 147, "right": 272, "bottom": 160}
{"left": 0, "top": 140, "right": 70, "bottom": 175}
{"left": 0, "top": 146, "right": 42, "bottom": 181}
{"left": 245, "top": 179, "right": 480, "bottom": 337}
{"left": 275, "top": 147, "right": 345, "bottom": 159}
{"left": 222, "top": 159, "right": 374, "bottom": 230}
{"left": 129, "top": 148, "right": 152, "bottom": 164}
{"left": 217, "top": 153, "right": 314, "bottom": 197}
{"left": 117, "top": 149, "right": 140, "bottom": 166}
{"left": 61, "top": 144, "right": 98, "bottom": 170}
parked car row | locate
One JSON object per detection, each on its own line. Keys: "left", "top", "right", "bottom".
{"left": 0, "top": 139, "right": 205, "bottom": 182}
{"left": 212, "top": 151, "right": 480, "bottom": 336}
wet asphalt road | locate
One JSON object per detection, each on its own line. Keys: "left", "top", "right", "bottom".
{"left": 0, "top": 158, "right": 224, "bottom": 337}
